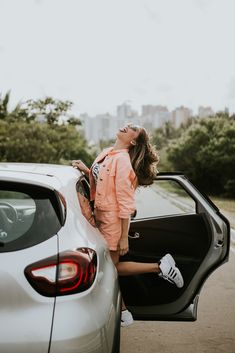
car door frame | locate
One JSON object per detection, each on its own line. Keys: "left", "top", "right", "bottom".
{"left": 120, "top": 173, "right": 230, "bottom": 321}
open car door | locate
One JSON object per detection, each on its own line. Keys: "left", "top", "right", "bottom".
{"left": 119, "top": 173, "right": 230, "bottom": 321}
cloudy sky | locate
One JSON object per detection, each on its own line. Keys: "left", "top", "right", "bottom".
{"left": 1, "top": 0, "right": 235, "bottom": 116}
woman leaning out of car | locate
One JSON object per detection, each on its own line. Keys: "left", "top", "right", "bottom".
{"left": 72, "top": 123, "right": 184, "bottom": 327}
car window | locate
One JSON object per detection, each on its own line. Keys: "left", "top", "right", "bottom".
{"left": 135, "top": 179, "right": 196, "bottom": 219}
{"left": 76, "top": 178, "right": 96, "bottom": 227}
{"left": 0, "top": 181, "right": 62, "bottom": 252}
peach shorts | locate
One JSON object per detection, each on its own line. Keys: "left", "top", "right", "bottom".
{"left": 94, "top": 209, "right": 122, "bottom": 251}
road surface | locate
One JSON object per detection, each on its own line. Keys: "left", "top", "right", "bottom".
{"left": 121, "top": 247, "right": 235, "bottom": 353}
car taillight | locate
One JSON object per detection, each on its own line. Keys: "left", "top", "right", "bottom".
{"left": 24, "top": 248, "right": 97, "bottom": 297}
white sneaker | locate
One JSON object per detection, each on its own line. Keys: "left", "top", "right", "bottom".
{"left": 159, "top": 253, "right": 184, "bottom": 288}
{"left": 121, "top": 309, "right": 134, "bottom": 327}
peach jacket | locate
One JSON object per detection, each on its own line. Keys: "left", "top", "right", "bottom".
{"left": 89, "top": 147, "right": 137, "bottom": 219}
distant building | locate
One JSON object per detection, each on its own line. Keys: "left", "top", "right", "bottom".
{"left": 117, "top": 102, "right": 138, "bottom": 120}
{"left": 141, "top": 105, "right": 168, "bottom": 116}
{"left": 172, "top": 106, "right": 192, "bottom": 128}
{"left": 81, "top": 103, "right": 201, "bottom": 144}
{"left": 116, "top": 102, "right": 140, "bottom": 131}
{"left": 141, "top": 105, "right": 171, "bottom": 129}
{"left": 82, "top": 113, "right": 120, "bottom": 144}
{"left": 198, "top": 106, "right": 214, "bottom": 118}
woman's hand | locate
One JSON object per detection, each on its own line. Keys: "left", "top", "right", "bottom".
{"left": 72, "top": 160, "right": 90, "bottom": 175}
{"left": 118, "top": 217, "right": 130, "bottom": 256}
{"left": 118, "top": 236, "right": 129, "bottom": 256}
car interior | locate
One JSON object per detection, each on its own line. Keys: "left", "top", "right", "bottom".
{"left": 119, "top": 212, "right": 211, "bottom": 306}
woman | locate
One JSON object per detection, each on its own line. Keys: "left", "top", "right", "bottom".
{"left": 72, "top": 123, "right": 184, "bottom": 326}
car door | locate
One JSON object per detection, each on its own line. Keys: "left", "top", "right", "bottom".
{"left": 119, "top": 173, "right": 230, "bottom": 321}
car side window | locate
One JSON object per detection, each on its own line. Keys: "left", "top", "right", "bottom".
{"left": 0, "top": 190, "right": 36, "bottom": 243}
{"left": 0, "top": 182, "right": 62, "bottom": 252}
{"left": 76, "top": 178, "right": 96, "bottom": 227}
{"left": 135, "top": 179, "right": 196, "bottom": 219}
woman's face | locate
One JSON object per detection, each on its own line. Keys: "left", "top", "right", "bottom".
{"left": 116, "top": 123, "right": 140, "bottom": 146}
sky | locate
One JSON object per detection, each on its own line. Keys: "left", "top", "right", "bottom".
{"left": 1, "top": 0, "right": 235, "bottom": 116}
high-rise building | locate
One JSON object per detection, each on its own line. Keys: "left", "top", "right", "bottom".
{"left": 82, "top": 113, "right": 120, "bottom": 144}
{"left": 198, "top": 106, "right": 214, "bottom": 118}
{"left": 172, "top": 106, "right": 192, "bottom": 128}
{"left": 141, "top": 105, "right": 171, "bottom": 129}
{"left": 116, "top": 102, "right": 140, "bottom": 130}
{"left": 116, "top": 102, "right": 138, "bottom": 119}
{"left": 141, "top": 105, "right": 168, "bottom": 116}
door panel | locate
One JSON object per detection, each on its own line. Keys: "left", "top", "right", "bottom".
{"left": 119, "top": 175, "right": 230, "bottom": 321}
{"left": 120, "top": 214, "right": 211, "bottom": 306}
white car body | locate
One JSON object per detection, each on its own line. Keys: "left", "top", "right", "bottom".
{"left": 0, "top": 163, "right": 121, "bottom": 353}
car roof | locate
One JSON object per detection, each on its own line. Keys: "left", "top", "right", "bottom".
{"left": 0, "top": 162, "right": 81, "bottom": 191}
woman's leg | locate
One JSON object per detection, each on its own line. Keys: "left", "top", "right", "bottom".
{"left": 116, "top": 261, "right": 160, "bottom": 276}
{"left": 110, "top": 250, "right": 120, "bottom": 266}
{"left": 109, "top": 251, "right": 161, "bottom": 309}
{"left": 110, "top": 250, "right": 161, "bottom": 276}
{"left": 111, "top": 252, "right": 184, "bottom": 288}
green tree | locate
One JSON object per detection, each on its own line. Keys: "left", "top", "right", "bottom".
{"left": 0, "top": 120, "right": 94, "bottom": 166}
{"left": 151, "top": 120, "right": 194, "bottom": 150}
{"left": 167, "top": 117, "right": 235, "bottom": 196}
{"left": 0, "top": 91, "right": 11, "bottom": 120}
{"left": 152, "top": 121, "right": 177, "bottom": 149}
{"left": 0, "top": 92, "right": 81, "bottom": 125}
{"left": 23, "top": 97, "right": 78, "bottom": 125}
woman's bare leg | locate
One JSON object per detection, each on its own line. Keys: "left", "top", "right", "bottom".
{"left": 110, "top": 251, "right": 161, "bottom": 310}
{"left": 110, "top": 250, "right": 120, "bottom": 266}
{"left": 110, "top": 251, "right": 160, "bottom": 275}
{"left": 110, "top": 251, "right": 161, "bottom": 276}
{"left": 117, "top": 261, "right": 160, "bottom": 276}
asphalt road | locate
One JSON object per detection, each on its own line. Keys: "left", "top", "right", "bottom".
{"left": 120, "top": 247, "right": 235, "bottom": 353}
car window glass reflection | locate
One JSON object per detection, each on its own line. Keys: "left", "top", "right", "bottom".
{"left": 76, "top": 179, "right": 96, "bottom": 227}
{"left": 0, "top": 191, "right": 35, "bottom": 244}
{"left": 135, "top": 180, "right": 196, "bottom": 219}
{"left": 0, "top": 184, "right": 62, "bottom": 252}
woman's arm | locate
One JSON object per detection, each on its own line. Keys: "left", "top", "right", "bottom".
{"left": 72, "top": 160, "right": 90, "bottom": 176}
{"left": 118, "top": 217, "right": 130, "bottom": 256}
{"left": 115, "top": 156, "right": 136, "bottom": 219}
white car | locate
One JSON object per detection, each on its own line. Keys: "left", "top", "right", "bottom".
{"left": 0, "top": 163, "right": 230, "bottom": 353}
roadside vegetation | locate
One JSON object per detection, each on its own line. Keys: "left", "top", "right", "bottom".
{"left": 1, "top": 91, "right": 235, "bottom": 206}
{"left": 151, "top": 113, "right": 235, "bottom": 198}
{"left": 0, "top": 92, "right": 95, "bottom": 166}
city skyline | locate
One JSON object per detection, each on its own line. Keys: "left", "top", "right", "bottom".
{"left": 80, "top": 101, "right": 218, "bottom": 118}
{"left": 81, "top": 101, "right": 218, "bottom": 144}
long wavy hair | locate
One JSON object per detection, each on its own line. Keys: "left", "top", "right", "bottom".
{"left": 128, "top": 127, "right": 159, "bottom": 186}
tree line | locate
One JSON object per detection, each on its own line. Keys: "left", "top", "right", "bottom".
{"left": 0, "top": 92, "right": 95, "bottom": 166}
{"left": 151, "top": 112, "right": 235, "bottom": 197}
{"left": 1, "top": 91, "right": 235, "bottom": 197}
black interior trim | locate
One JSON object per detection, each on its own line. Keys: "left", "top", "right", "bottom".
{"left": 119, "top": 213, "right": 212, "bottom": 306}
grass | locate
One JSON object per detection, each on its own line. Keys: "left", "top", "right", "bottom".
{"left": 210, "top": 197, "right": 235, "bottom": 213}
{"left": 155, "top": 179, "right": 235, "bottom": 227}
{"left": 209, "top": 196, "right": 235, "bottom": 228}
